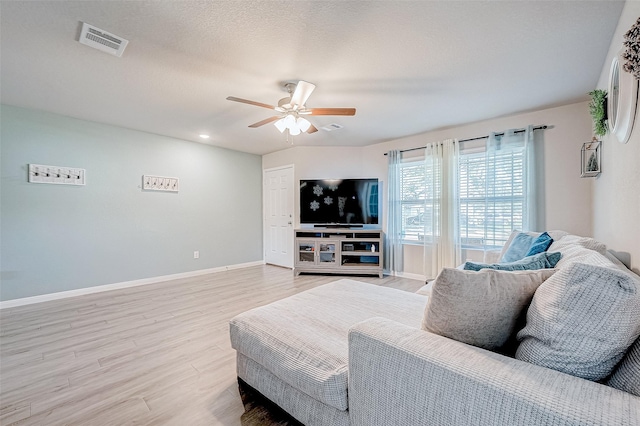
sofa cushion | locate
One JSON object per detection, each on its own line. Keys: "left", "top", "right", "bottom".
{"left": 422, "top": 268, "right": 556, "bottom": 351}
{"left": 608, "top": 337, "right": 640, "bottom": 397}
{"left": 516, "top": 263, "right": 640, "bottom": 381}
{"left": 462, "top": 251, "right": 561, "bottom": 272}
{"left": 229, "top": 279, "right": 427, "bottom": 411}
{"left": 525, "top": 231, "right": 553, "bottom": 256}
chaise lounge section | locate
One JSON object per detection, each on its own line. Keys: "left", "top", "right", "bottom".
{"left": 230, "top": 279, "right": 427, "bottom": 426}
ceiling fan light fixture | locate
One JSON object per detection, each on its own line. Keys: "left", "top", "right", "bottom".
{"left": 297, "top": 117, "right": 311, "bottom": 132}
{"left": 289, "top": 125, "right": 301, "bottom": 136}
{"left": 284, "top": 114, "right": 296, "bottom": 128}
{"left": 274, "top": 118, "right": 287, "bottom": 133}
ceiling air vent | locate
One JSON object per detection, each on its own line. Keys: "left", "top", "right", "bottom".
{"left": 78, "top": 22, "right": 128, "bottom": 57}
{"left": 321, "top": 123, "right": 344, "bottom": 132}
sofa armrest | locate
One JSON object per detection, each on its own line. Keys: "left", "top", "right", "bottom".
{"left": 348, "top": 317, "right": 640, "bottom": 426}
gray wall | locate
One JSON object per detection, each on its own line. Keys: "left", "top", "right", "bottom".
{"left": 1, "top": 105, "right": 263, "bottom": 301}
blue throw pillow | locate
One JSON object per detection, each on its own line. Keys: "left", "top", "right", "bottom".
{"left": 501, "top": 232, "right": 536, "bottom": 262}
{"left": 463, "top": 252, "right": 562, "bottom": 272}
{"left": 526, "top": 232, "right": 553, "bottom": 257}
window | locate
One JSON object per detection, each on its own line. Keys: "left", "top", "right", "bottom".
{"left": 399, "top": 159, "right": 439, "bottom": 243}
{"left": 458, "top": 146, "right": 525, "bottom": 249}
{"left": 400, "top": 160, "right": 426, "bottom": 243}
{"left": 399, "top": 143, "right": 526, "bottom": 249}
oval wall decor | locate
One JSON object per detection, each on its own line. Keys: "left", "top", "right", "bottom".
{"left": 608, "top": 51, "right": 639, "bottom": 144}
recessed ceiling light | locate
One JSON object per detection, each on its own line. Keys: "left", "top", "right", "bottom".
{"left": 199, "top": 134, "right": 210, "bottom": 139}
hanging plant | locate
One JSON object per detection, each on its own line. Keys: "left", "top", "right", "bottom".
{"left": 588, "top": 89, "right": 608, "bottom": 137}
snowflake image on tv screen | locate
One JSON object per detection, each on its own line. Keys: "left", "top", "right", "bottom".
{"left": 324, "top": 196, "right": 333, "bottom": 205}
{"left": 313, "top": 185, "right": 324, "bottom": 196}
{"left": 310, "top": 200, "right": 320, "bottom": 211}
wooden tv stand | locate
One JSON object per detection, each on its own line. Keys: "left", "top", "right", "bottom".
{"left": 294, "top": 229, "right": 383, "bottom": 278}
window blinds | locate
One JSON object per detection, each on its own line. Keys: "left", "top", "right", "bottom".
{"left": 400, "top": 144, "right": 525, "bottom": 248}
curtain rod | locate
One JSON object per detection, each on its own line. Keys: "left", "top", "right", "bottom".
{"left": 383, "top": 125, "right": 548, "bottom": 155}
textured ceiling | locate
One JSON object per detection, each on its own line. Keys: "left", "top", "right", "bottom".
{"left": 0, "top": 1, "right": 624, "bottom": 155}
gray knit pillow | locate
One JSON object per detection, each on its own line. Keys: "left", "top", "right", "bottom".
{"left": 608, "top": 337, "right": 640, "bottom": 396}
{"left": 422, "top": 268, "right": 556, "bottom": 352}
{"left": 516, "top": 263, "right": 640, "bottom": 381}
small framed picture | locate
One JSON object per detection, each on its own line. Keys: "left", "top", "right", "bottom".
{"left": 581, "top": 140, "right": 601, "bottom": 178}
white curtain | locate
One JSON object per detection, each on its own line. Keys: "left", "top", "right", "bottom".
{"left": 423, "top": 139, "right": 461, "bottom": 279}
{"left": 487, "top": 125, "right": 537, "bottom": 232}
{"left": 385, "top": 150, "right": 403, "bottom": 274}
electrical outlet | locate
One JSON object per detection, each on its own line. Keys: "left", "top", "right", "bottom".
{"left": 193, "top": 251, "right": 199, "bottom": 259}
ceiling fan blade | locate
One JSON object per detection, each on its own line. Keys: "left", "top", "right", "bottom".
{"left": 290, "top": 81, "right": 316, "bottom": 108}
{"left": 226, "top": 96, "right": 276, "bottom": 110}
{"left": 248, "top": 116, "right": 281, "bottom": 128}
{"left": 308, "top": 108, "right": 356, "bottom": 116}
{"left": 306, "top": 124, "right": 318, "bottom": 134}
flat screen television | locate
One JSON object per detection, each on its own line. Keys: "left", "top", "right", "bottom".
{"left": 299, "top": 178, "right": 379, "bottom": 227}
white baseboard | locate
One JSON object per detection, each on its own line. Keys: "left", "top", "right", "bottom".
{"left": 385, "top": 270, "right": 427, "bottom": 282}
{"left": 0, "top": 260, "right": 266, "bottom": 310}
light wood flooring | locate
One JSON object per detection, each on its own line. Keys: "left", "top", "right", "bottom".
{"left": 0, "top": 265, "right": 422, "bottom": 425}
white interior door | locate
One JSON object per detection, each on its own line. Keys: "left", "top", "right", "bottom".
{"left": 264, "top": 166, "right": 294, "bottom": 268}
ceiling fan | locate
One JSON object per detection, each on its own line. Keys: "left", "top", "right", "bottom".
{"left": 226, "top": 81, "right": 356, "bottom": 135}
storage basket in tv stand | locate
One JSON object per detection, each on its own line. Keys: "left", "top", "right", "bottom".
{"left": 294, "top": 229, "right": 383, "bottom": 278}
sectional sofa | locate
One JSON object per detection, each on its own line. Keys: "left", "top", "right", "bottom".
{"left": 229, "top": 232, "right": 640, "bottom": 425}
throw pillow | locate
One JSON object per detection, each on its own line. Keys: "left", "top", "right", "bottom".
{"left": 549, "top": 236, "right": 613, "bottom": 270}
{"left": 607, "top": 336, "right": 640, "bottom": 397}
{"left": 525, "top": 232, "right": 553, "bottom": 257}
{"left": 516, "top": 263, "right": 640, "bottom": 381}
{"left": 498, "top": 230, "right": 532, "bottom": 260}
{"left": 422, "top": 268, "right": 556, "bottom": 352}
{"left": 501, "top": 232, "right": 536, "bottom": 262}
{"left": 463, "top": 251, "right": 562, "bottom": 271}
{"left": 549, "top": 234, "right": 607, "bottom": 256}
